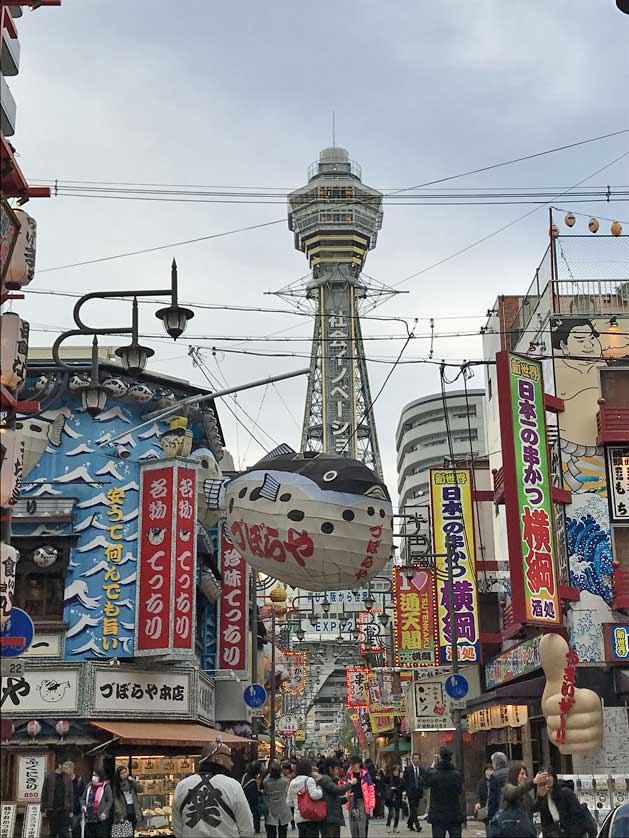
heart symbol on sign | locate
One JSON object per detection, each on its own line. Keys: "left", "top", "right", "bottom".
{"left": 413, "top": 570, "right": 428, "bottom": 590}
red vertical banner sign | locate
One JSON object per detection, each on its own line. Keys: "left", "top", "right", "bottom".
{"left": 136, "top": 460, "right": 198, "bottom": 656}
{"left": 218, "top": 521, "right": 248, "bottom": 671}
{"left": 173, "top": 466, "right": 197, "bottom": 650}
{"left": 136, "top": 465, "right": 174, "bottom": 653}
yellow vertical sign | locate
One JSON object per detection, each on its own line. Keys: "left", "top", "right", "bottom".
{"left": 430, "top": 469, "right": 480, "bottom": 664}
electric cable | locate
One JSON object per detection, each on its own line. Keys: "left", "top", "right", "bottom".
{"left": 33, "top": 129, "right": 629, "bottom": 274}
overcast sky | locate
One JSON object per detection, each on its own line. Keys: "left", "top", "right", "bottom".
{"left": 12, "top": 0, "right": 629, "bottom": 499}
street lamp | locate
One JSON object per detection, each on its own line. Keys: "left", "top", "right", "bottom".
{"left": 155, "top": 260, "right": 194, "bottom": 339}
{"left": 77, "top": 337, "right": 109, "bottom": 417}
{"left": 51, "top": 258, "right": 194, "bottom": 416}
{"left": 378, "top": 610, "right": 390, "bottom": 627}
{"left": 364, "top": 591, "right": 376, "bottom": 612}
{"left": 321, "top": 596, "right": 331, "bottom": 614}
{"left": 268, "top": 585, "right": 288, "bottom": 762}
{"left": 296, "top": 624, "right": 305, "bottom": 642}
{"left": 114, "top": 298, "right": 155, "bottom": 375}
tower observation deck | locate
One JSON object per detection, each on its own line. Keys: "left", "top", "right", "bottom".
{"left": 285, "top": 147, "right": 387, "bottom": 475}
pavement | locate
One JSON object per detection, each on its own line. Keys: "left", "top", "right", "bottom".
{"left": 332, "top": 817, "right": 487, "bottom": 837}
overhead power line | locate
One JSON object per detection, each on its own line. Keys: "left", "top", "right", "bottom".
{"left": 33, "top": 128, "right": 629, "bottom": 274}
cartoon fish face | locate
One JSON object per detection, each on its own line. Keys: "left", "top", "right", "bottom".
{"left": 148, "top": 527, "right": 166, "bottom": 546}
{"left": 68, "top": 374, "right": 89, "bottom": 392}
{"left": 102, "top": 378, "right": 129, "bottom": 397}
{"left": 225, "top": 453, "right": 393, "bottom": 590}
{"left": 32, "top": 545, "right": 58, "bottom": 568}
{"left": 178, "top": 529, "right": 192, "bottom": 542}
{"left": 37, "top": 679, "right": 71, "bottom": 702}
{"left": 126, "top": 384, "right": 154, "bottom": 403}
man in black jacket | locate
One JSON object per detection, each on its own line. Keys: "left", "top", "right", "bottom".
{"left": 402, "top": 753, "right": 424, "bottom": 832}
{"left": 486, "top": 752, "right": 509, "bottom": 823}
{"left": 41, "top": 762, "right": 73, "bottom": 838}
{"left": 423, "top": 746, "right": 464, "bottom": 838}
{"left": 63, "top": 761, "right": 86, "bottom": 838}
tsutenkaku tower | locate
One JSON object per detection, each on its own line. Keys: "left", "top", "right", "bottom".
{"left": 283, "top": 147, "right": 393, "bottom": 476}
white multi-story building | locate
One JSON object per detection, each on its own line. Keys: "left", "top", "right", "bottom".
{"left": 396, "top": 389, "right": 487, "bottom": 511}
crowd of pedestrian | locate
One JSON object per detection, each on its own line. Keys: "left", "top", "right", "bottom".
{"left": 40, "top": 742, "right": 614, "bottom": 838}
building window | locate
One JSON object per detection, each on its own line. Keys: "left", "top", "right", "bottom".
{"left": 13, "top": 547, "right": 68, "bottom": 622}
{"left": 600, "top": 368, "right": 629, "bottom": 404}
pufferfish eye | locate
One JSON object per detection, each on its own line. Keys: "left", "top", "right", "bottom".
{"left": 323, "top": 471, "right": 338, "bottom": 482}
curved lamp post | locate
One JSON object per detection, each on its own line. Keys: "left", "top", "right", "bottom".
{"left": 51, "top": 259, "right": 193, "bottom": 416}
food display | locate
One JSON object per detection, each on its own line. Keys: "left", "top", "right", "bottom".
{"left": 116, "top": 755, "right": 195, "bottom": 837}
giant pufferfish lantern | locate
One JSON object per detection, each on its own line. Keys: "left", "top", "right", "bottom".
{"left": 224, "top": 450, "right": 393, "bottom": 590}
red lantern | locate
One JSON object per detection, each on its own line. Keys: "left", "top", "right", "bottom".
{"left": 56, "top": 720, "right": 70, "bottom": 739}
{"left": 26, "top": 720, "right": 41, "bottom": 739}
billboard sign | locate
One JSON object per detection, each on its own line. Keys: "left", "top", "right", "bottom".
{"left": 392, "top": 567, "right": 438, "bottom": 667}
{"left": 217, "top": 523, "right": 248, "bottom": 673}
{"left": 496, "top": 352, "right": 561, "bottom": 625}
{"left": 430, "top": 468, "right": 480, "bottom": 663}
{"left": 346, "top": 666, "right": 368, "bottom": 709}
{"left": 135, "top": 461, "right": 197, "bottom": 656}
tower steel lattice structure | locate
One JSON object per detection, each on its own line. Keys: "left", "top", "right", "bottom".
{"left": 276, "top": 147, "right": 399, "bottom": 477}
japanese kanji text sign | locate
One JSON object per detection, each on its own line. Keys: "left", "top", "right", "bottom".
{"left": 496, "top": 352, "right": 560, "bottom": 624}
{"left": 430, "top": 468, "right": 480, "bottom": 663}
{"left": 218, "top": 522, "right": 248, "bottom": 672}
{"left": 392, "top": 567, "right": 438, "bottom": 667}
{"left": 135, "top": 460, "right": 198, "bottom": 656}
{"left": 283, "top": 649, "right": 307, "bottom": 695}
{"left": 346, "top": 666, "right": 368, "bottom": 709}
{"left": 320, "top": 288, "right": 358, "bottom": 457}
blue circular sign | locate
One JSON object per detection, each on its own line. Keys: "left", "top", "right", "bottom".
{"left": 445, "top": 674, "right": 469, "bottom": 700}
{"left": 244, "top": 683, "right": 267, "bottom": 708}
{"left": 0, "top": 608, "right": 34, "bottom": 658}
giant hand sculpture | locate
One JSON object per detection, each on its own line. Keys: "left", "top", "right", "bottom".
{"left": 540, "top": 632, "right": 603, "bottom": 754}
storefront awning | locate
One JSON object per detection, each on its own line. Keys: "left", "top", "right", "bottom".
{"left": 90, "top": 721, "right": 252, "bottom": 747}
{"left": 380, "top": 740, "right": 411, "bottom": 753}
{"left": 465, "top": 676, "right": 545, "bottom": 711}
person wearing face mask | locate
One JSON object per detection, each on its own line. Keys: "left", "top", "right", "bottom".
{"left": 112, "top": 765, "right": 144, "bottom": 836}
{"left": 81, "top": 769, "right": 113, "bottom": 838}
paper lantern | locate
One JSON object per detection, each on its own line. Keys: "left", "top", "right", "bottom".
{"left": 611, "top": 220, "right": 622, "bottom": 237}
{"left": 32, "top": 545, "right": 58, "bottom": 568}
{"left": 564, "top": 212, "right": 576, "bottom": 227}
{"left": 225, "top": 452, "right": 393, "bottom": 590}
{"left": 56, "top": 720, "right": 70, "bottom": 738}
{"left": 0, "top": 313, "right": 29, "bottom": 390}
{"left": 0, "top": 542, "right": 19, "bottom": 626}
{"left": 0, "top": 428, "right": 24, "bottom": 507}
{"left": 26, "top": 720, "right": 41, "bottom": 739}
{"left": 588, "top": 217, "right": 600, "bottom": 233}
{"left": 3, "top": 209, "right": 36, "bottom": 290}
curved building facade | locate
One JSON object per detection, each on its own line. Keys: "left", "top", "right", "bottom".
{"left": 396, "top": 389, "right": 487, "bottom": 512}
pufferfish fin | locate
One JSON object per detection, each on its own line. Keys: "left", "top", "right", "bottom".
{"left": 203, "top": 478, "right": 229, "bottom": 510}
{"left": 253, "top": 443, "right": 295, "bottom": 465}
{"left": 48, "top": 415, "right": 67, "bottom": 447}
{"left": 364, "top": 485, "right": 388, "bottom": 500}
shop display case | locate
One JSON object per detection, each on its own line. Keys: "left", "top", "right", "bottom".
{"left": 116, "top": 755, "right": 195, "bottom": 837}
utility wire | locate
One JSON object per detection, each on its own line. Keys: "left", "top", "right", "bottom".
{"left": 34, "top": 129, "right": 629, "bottom": 273}
{"left": 387, "top": 151, "right": 629, "bottom": 291}
{"left": 339, "top": 326, "right": 416, "bottom": 456}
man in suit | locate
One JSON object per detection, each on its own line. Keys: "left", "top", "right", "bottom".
{"left": 402, "top": 753, "right": 424, "bottom": 832}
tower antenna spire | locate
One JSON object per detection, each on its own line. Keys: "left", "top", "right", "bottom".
{"left": 332, "top": 110, "right": 335, "bottom": 146}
